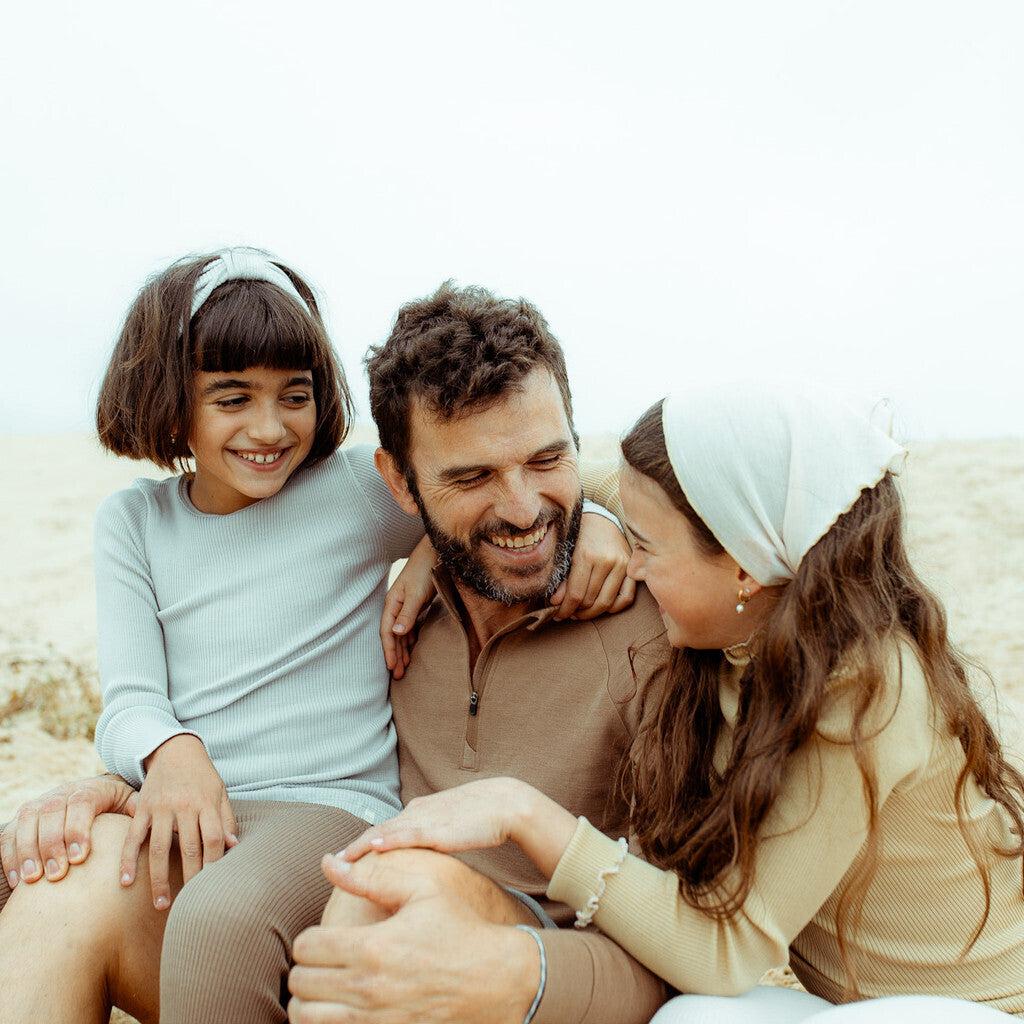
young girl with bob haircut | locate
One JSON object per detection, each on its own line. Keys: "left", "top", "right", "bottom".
{"left": 339, "top": 382, "right": 1024, "bottom": 1021}
{"left": 0, "top": 248, "right": 629, "bottom": 1024}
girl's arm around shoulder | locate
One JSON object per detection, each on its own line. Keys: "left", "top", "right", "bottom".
{"left": 342, "top": 444, "right": 425, "bottom": 563}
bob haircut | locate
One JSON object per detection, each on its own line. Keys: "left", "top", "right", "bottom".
{"left": 97, "top": 251, "right": 352, "bottom": 471}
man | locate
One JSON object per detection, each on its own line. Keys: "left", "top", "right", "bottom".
{"left": 287, "top": 282, "right": 671, "bottom": 1024}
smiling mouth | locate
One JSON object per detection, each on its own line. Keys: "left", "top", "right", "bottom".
{"left": 487, "top": 522, "right": 550, "bottom": 552}
{"left": 234, "top": 449, "right": 286, "bottom": 465}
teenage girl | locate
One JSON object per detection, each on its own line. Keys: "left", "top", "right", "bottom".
{"left": 337, "top": 382, "right": 1024, "bottom": 1021}
{"left": 0, "top": 248, "right": 628, "bottom": 1024}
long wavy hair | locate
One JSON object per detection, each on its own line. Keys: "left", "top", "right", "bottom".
{"left": 620, "top": 400, "right": 1024, "bottom": 993}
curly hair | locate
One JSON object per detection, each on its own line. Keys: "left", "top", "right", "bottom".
{"left": 620, "top": 400, "right": 1024, "bottom": 995}
{"left": 96, "top": 251, "right": 351, "bottom": 471}
{"left": 365, "top": 281, "right": 576, "bottom": 476}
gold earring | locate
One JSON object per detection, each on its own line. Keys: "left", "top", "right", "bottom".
{"left": 735, "top": 588, "right": 751, "bottom": 614}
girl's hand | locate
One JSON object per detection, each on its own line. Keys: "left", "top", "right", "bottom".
{"left": 121, "top": 734, "right": 238, "bottom": 910}
{"left": 381, "top": 535, "right": 438, "bottom": 680}
{"left": 340, "top": 777, "right": 577, "bottom": 880}
{"left": 1, "top": 774, "right": 137, "bottom": 889}
{"left": 550, "top": 511, "right": 636, "bottom": 620}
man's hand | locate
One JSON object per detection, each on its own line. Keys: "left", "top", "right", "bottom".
{"left": 120, "top": 734, "right": 237, "bottom": 910}
{"left": 289, "top": 854, "right": 541, "bottom": 1024}
{"left": 1, "top": 774, "right": 137, "bottom": 889}
{"left": 550, "top": 510, "right": 635, "bottom": 620}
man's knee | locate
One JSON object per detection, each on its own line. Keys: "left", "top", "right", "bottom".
{"left": 334, "top": 849, "right": 536, "bottom": 927}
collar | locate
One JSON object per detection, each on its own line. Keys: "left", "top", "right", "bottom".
{"left": 429, "top": 564, "right": 558, "bottom": 636}
{"left": 722, "top": 641, "right": 753, "bottom": 667}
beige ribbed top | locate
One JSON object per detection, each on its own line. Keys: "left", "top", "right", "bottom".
{"left": 549, "top": 642, "right": 1024, "bottom": 1015}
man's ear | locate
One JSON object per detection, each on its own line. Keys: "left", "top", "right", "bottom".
{"left": 374, "top": 448, "right": 420, "bottom": 516}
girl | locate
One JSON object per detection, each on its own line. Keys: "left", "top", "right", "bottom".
{"left": 0, "top": 248, "right": 629, "bottom": 1024}
{"left": 338, "top": 382, "right": 1024, "bottom": 1020}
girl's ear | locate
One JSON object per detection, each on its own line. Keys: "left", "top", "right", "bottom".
{"left": 374, "top": 448, "right": 420, "bottom": 516}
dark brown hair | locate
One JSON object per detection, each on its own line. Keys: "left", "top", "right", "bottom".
{"left": 96, "top": 251, "right": 352, "bottom": 471}
{"left": 621, "top": 399, "right": 1024, "bottom": 993}
{"left": 365, "top": 281, "right": 576, "bottom": 476}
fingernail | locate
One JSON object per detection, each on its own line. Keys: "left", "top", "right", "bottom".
{"left": 121, "top": 872, "right": 132, "bottom": 886}
{"left": 335, "top": 847, "right": 348, "bottom": 858}
{"left": 227, "top": 833, "right": 238, "bottom": 844}
{"left": 7, "top": 870, "right": 17, "bottom": 888}
{"left": 393, "top": 624, "right": 406, "bottom": 634}
{"left": 22, "top": 860, "right": 35, "bottom": 877}
{"left": 45, "top": 859, "right": 59, "bottom": 877}
{"left": 370, "top": 837, "right": 384, "bottom": 847}
{"left": 155, "top": 895, "right": 169, "bottom": 910}
{"left": 68, "top": 843, "right": 82, "bottom": 859}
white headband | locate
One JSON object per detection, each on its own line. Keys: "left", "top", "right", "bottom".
{"left": 661, "top": 381, "right": 907, "bottom": 585}
{"left": 190, "top": 248, "right": 311, "bottom": 319}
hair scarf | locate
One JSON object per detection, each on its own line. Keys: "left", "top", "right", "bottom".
{"left": 190, "top": 247, "right": 311, "bottom": 318}
{"left": 661, "top": 381, "right": 907, "bottom": 586}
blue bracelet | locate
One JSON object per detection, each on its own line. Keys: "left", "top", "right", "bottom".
{"left": 514, "top": 924, "right": 547, "bottom": 1024}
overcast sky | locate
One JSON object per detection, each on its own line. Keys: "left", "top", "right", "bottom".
{"left": 2, "top": 1, "right": 1021, "bottom": 440}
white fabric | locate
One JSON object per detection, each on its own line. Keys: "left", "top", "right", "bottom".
{"left": 650, "top": 988, "right": 1009, "bottom": 1024}
{"left": 661, "top": 382, "right": 906, "bottom": 585}
{"left": 190, "top": 247, "right": 311, "bottom": 318}
{"left": 803, "top": 995, "right": 1011, "bottom": 1022}
{"left": 650, "top": 986, "right": 830, "bottom": 1023}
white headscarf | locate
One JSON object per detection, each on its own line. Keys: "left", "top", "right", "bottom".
{"left": 190, "top": 248, "right": 311, "bottom": 318}
{"left": 661, "top": 381, "right": 907, "bottom": 586}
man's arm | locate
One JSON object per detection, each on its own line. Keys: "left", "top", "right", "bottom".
{"left": 537, "top": 930, "right": 668, "bottom": 1024}
{"left": 289, "top": 851, "right": 667, "bottom": 1024}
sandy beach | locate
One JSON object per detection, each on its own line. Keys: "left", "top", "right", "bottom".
{"left": 1, "top": 431, "right": 1022, "bottom": 1021}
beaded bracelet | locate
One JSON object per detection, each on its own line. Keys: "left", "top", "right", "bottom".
{"left": 514, "top": 924, "right": 547, "bottom": 1024}
{"left": 574, "top": 836, "right": 629, "bottom": 929}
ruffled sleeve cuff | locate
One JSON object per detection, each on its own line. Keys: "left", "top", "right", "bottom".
{"left": 548, "top": 816, "right": 627, "bottom": 915}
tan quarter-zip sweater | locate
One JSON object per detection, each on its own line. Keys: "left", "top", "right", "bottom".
{"left": 390, "top": 566, "right": 673, "bottom": 1024}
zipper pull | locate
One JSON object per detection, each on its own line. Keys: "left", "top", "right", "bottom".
{"left": 469, "top": 690, "right": 479, "bottom": 716}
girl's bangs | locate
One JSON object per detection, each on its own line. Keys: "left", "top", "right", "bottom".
{"left": 191, "top": 281, "right": 326, "bottom": 373}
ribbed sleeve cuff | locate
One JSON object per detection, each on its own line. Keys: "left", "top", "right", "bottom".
{"left": 548, "top": 816, "right": 625, "bottom": 913}
{"left": 581, "top": 498, "right": 620, "bottom": 529}
{"left": 98, "top": 711, "right": 203, "bottom": 788}
{"left": 580, "top": 460, "right": 624, "bottom": 527}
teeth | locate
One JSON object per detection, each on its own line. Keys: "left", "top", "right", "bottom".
{"left": 489, "top": 522, "right": 549, "bottom": 549}
{"left": 238, "top": 451, "right": 283, "bottom": 464}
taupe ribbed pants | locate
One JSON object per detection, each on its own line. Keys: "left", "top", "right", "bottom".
{"left": 159, "top": 798, "right": 371, "bottom": 1024}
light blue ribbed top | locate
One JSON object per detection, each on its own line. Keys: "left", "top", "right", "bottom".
{"left": 93, "top": 445, "right": 425, "bottom": 825}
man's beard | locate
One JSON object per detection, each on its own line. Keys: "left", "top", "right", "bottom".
{"left": 409, "top": 481, "right": 583, "bottom": 606}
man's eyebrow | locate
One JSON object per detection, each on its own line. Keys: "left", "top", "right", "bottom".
{"left": 436, "top": 438, "right": 574, "bottom": 482}
{"left": 200, "top": 374, "right": 313, "bottom": 396}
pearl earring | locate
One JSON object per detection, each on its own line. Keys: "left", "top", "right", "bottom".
{"left": 736, "top": 588, "right": 751, "bottom": 614}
